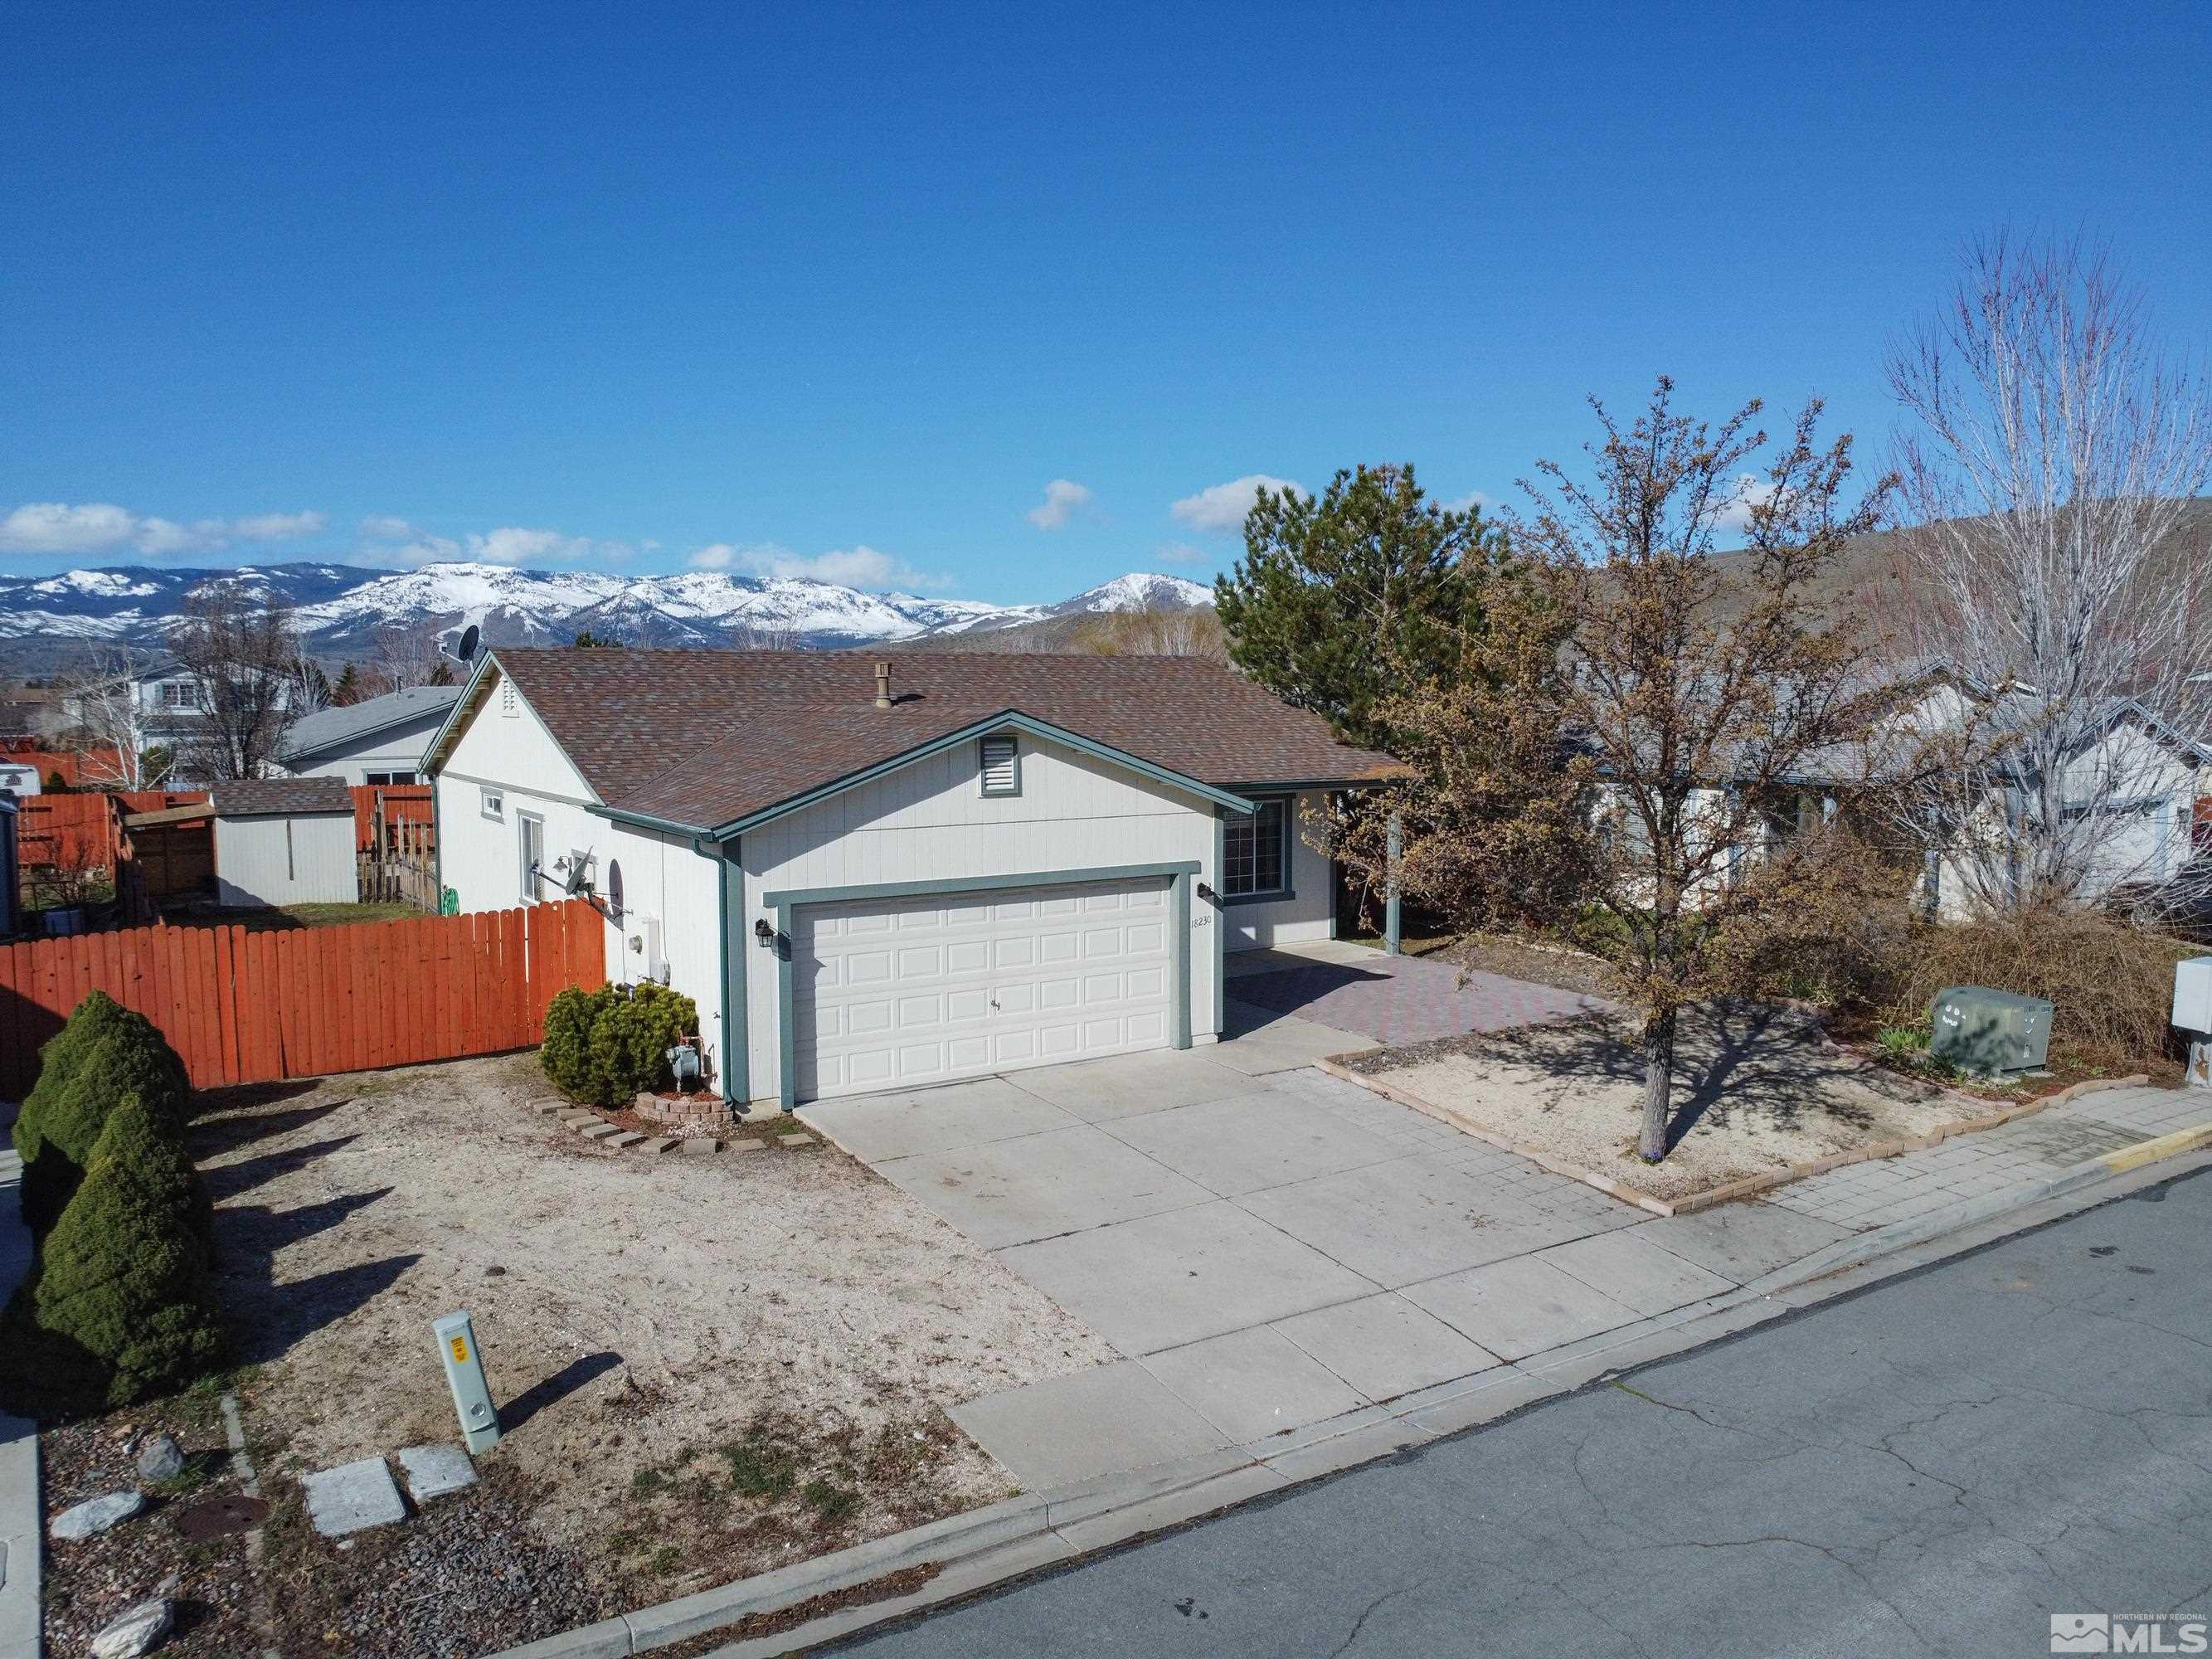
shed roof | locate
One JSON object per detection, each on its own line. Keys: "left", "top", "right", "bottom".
{"left": 443, "top": 649, "right": 1403, "bottom": 833}
{"left": 210, "top": 776, "right": 354, "bottom": 819}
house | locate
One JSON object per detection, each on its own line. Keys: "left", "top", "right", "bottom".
{"left": 208, "top": 777, "right": 357, "bottom": 908}
{"left": 0, "top": 795, "right": 17, "bottom": 937}
{"left": 61, "top": 659, "right": 299, "bottom": 786}
{"left": 277, "top": 684, "right": 463, "bottom": 786}
{"left": 423, "top": 649, "right": 1400, "bottom": 1113}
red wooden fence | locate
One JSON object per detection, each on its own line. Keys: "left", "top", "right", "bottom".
{"left": 352, "top": 784, "right": 434, "bottom": 852}
{"left": 0, "top": 898, "right": 604, "bottom": 1098}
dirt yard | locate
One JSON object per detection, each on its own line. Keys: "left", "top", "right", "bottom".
{"left": 1344, "top": 1002, "right": 1991, "bottom": 1204}
{"left": 187, "top": 1052, "right": 1116, "bottom": 1650}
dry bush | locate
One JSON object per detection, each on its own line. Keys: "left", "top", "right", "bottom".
{"left": 1880, "top": 908, "right": 2199, "bottom": 1068}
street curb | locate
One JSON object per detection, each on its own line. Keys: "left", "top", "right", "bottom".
{"left": 482, "top": 1115, "right": 2212, "bottom": 1659}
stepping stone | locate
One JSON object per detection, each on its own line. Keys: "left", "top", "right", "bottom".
{"left": 643, "top": 1136, "right": 678, "bottom": 1154}
{"left": 50, "top": 1491, "right": 145, "bottom": 1540}
{"left": 301, "top": 1457, "right": 406, "bottom": 1538}
{"left": 728, "top": 1138, "right": 766, "bottom": 1154}
{"left": 605, "top": 1130, "right": 644, "bottom": 1149}
{"left": 576, "top": 1121, "right": 620, "bottom": 1141}
{"left": 533, "top": 1102, "right": 566, "bottom": 1117}
{"left": 395, "top": 1444, "right": 478, "bottom": 1503}
{"left": 777, "top": 1133, "right": 813, "bottom": 1148}
{"left": 680, "top": 1136, "right": 720, "bottom": 1155}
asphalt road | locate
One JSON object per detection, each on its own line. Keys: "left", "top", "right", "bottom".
{"left": 838, "top": 1170, "right": 2212, "bottom": 1659}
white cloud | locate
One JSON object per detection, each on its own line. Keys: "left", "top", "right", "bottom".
{"left": 360, "top": 514, "right": 421, "bottom": 541}
{"left": 353, "top": 518, "right": 630, "bottom": 569}
{"left": 0, "top": 501, "right": 329, "bottom": 557}
{"left": 1026, "top": 479, "right": 1095, "bottom": 531}
{"left": 1441, "top": 490, "right": 1489, "bottom": 514}
{"left": 1718, "top": 474, "right": 1778, "bottom": 534}
{"left": 687, "top": 541, "right": 950, "bottom": 591}
{"left": 1154, "top": 541, "right": 1214, "bottom": 566}
{"left": 1169, "top": 474, "right": 1302, "bottom": 533}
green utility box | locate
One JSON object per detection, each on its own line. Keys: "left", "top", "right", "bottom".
{"left": 1929, "top": 985, "right": 2054, "bottom": 1075}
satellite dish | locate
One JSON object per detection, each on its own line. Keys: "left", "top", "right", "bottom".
{"left": 456, "top": 624, "right": 480, "bottom": 664}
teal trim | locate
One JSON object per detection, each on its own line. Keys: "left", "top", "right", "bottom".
{"left": 765, "top": 859, "right": 1206, "bottom": 1109}
{"left": 720, "top": 840, "right": 750, "bottom": 1109}
{"left": 708, "top": 712, "right": 1254, "bottom": 840}
{"left": 1210, "top": 810, "right": 1226, "bottom": 1036}
{"left": 1384, "top": 810, "right": 1403, "bottom": 956}
{"left": 419, "top": 649, "right": 501, "bottom": 775}
{"left": 591, "top": 803, "right": 713, "bottom": 837}
{"left": 775, "top": 898, "right": 796, "bottom": 1113}
{"left": 1170, "top": 871, "right": 1191, "bottom": 1049}
{"left": 764, "top": 860, "right": 1201, "bottom": 911}
{"left": 1221, "top": 888, "right": 1293, "bottom": 907}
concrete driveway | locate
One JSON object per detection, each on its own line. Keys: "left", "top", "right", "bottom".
{"left": 799, "top": 988, "right": 1832, "bottom": 1491}
{"left": 1225, "top": 938, "right": 1606, "bottom": 1046}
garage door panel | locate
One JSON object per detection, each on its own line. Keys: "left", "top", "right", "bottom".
{"left": 796, "top": 875, "right": 1176, "bottom": 1100}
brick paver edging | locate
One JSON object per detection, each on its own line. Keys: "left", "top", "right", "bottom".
{"left": 1314, "top": 1053, "right": 2151, "bottom": 1217}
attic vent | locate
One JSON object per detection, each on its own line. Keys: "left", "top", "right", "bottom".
{"left": 980, "top": 734, "right": 1019, "bottom": 797}
{"left": 500, "top": 679, "right": 518, "bottom": 718}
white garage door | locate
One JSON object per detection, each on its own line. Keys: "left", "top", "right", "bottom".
{"left": 795, "top": 876, "right": 1174, "bottom": 1100}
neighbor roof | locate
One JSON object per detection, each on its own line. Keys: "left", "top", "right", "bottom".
{"left": 210, "top": 776, "right": 354, "bottom": 818}
{"left": 280, "top": 684, "right": 463, "bottom": 763}
{"left": 440, "top": 649, "right": 1402, "bottom": 833}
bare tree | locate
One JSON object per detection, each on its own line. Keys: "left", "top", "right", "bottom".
{"left": 732, "top": 619, "right": 801, "bottom": 651}
{"left": 171, "top": 582, "right": 303, "bottom": 780}
{"left": 1330, "top": 382, "right": 1902, "bottom": 1162}
{"left": 372, "top": 622, "right": 457, "bottom": 691}
{"left": 64, "top": 646, "right": 172, "bottom": 791}
{"left": 1887, "top": 234, "right": 2212, "bottom": 913}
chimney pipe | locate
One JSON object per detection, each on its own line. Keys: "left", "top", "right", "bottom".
{"left": 874, "top": 662, "right": 892, "bottom": 709}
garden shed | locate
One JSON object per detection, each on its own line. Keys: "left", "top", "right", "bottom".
{"left": 210, "top": 777, "right": 357, "bottom": 908}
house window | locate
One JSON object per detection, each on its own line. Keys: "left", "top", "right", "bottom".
{"left": 979, "top": 733, "right": 1020, "bottom": 796}
{"left": 481, "top": 786, "right": 503, "bottom": 821}
{"left": 158, "top": 680, "right": 201, "bottom": 709}
{"left": 517, "top": 811, "right": 544, "bottom": 902}
{"left": 366, "top": 771, "right": 417, "bottom": 786}
{"left": 1223, "top": 797, "right": 1291, "bottom": 898}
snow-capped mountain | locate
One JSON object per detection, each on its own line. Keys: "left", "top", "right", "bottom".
{"left": 0, "top": 562, "right": 1216, "bottom": 664}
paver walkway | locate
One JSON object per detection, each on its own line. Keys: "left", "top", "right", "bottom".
{"left": 1226, "top": 945, "right": 1605, "bottom": 1047}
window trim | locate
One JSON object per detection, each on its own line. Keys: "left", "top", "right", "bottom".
{"left": 1221, "top": 794, "right": 1294, "bottom": 903}
{"left": 978, "top": 732, "right": 1021, "bottom": 798}
{"left": 480, "top": 786, "right": 504, "bottom": 820}
{"left": 517, "top": 809, "right": 545, "bottom": 903}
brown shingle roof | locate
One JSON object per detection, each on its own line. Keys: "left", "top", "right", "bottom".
{"left": 211, "top": 776, "right": 353, "bottom": 818}
{"left": 483, "top": 649, "right": 1401, "bottom": 830}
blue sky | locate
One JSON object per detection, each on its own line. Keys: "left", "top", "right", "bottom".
{"left": 4, "top": 2, "right": 2208, "bottom": 602}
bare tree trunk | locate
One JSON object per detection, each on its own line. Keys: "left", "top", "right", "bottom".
{"left": 1639, "top": 1007, "right": 1675, "bottom": 1162}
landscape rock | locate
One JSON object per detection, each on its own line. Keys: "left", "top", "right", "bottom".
{"left": 135, "top": 1433, "right": 186, "bottom": 1482}
{"left": 49, "top": 1490, "right": 145, "bottom": 1540}
{"left": 679, "top": 1136, "right": 719, "bottom": 1155}
{"left": 90, "top": 1598, "right": 173, "bottom": 1659}
{"left": 777, "top": 1132, "right": 813, "bottom": 1148}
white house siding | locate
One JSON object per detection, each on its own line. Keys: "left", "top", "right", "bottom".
{"left": 1222, "top": 789, "right": 1335, "bottom": 951}
{"left": 431, "top": 667, "right": 726, "bottom": 1079}
{"left": 739, "top": 731, "right": 1222, "bottom": 1110}
{"left": 283, "top": 709, "right": 452, "bottom": 786}
{"left": 214, "top": 813, "right": 355, "bottom": 907}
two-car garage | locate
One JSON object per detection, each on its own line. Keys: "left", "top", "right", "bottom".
{"left": 792, "top": 874, "right": 1178, "bottom": 1101}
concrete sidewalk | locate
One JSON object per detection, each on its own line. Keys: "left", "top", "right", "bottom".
{"left": 0, "top": 1144, "right": 39, "bottom": 1659}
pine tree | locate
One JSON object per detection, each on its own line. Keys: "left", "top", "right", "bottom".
{"left": 1213, "top": 463, "right": 1507, "bottom": 749}
{"left": 332, "top": 663, "right": 364, "bottom": 706}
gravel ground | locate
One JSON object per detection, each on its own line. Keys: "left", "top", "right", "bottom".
{"left": 39, "top": 1389, "right": 261, "bottom": 1657}
{"left": 1435, "top": 936, "right": 1617, "bottom": 1000}
{"left": 182, "top": 1050, "right": 1117, "bottom": 1653}
{"left": 1345, "top": 1001, "right": 1986, "bottom": 1203}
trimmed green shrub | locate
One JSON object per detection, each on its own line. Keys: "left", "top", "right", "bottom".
{"left": 541, "top": 984, "right": 610, "bottom": 1100}
{"left": 587, "top": 982, "right": 700, "bottom": 1105}
{"left": 13, "top": 1089, "right": 223, "bottom": 1410}
{"left": 17, "top": 1006, "right": 191, "bottom": 1238}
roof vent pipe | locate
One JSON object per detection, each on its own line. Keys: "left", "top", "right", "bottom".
{"left": 874, "top": 662, "right": 892, "bottom": 709}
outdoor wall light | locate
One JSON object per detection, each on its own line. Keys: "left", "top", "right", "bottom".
{"left": 1196, "top": 881, "right": 1217, "bottom": 903}
{"left": 753, "top": 918, "right": 775, "bottom": 947}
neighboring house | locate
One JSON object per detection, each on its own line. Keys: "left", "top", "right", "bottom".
{"left": 424, "top": 649, "right": 1399, "bottom": 1113}
{"left": 0, "top": 795, "right": 17, "bottom": 937}
{"left": 209, "top": 777, "right": 357, "bottom": 908}
{"left": 61, "top": 659, "right": 300, "bottom": 785}
{"left": 0, "top": 759, "right": 41, "bottom": 796}
{"left": 277, "top": 684, "right": 463, "bottom": 786}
